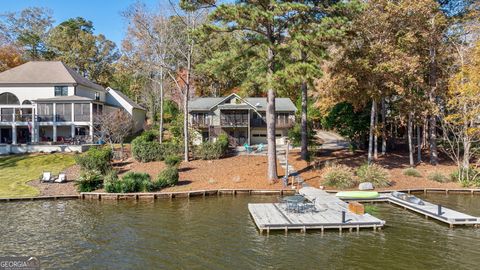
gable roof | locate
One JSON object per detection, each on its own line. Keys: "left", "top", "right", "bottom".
{"left": 188, "top": 95, "right": 297, "bottom": 112}
{"left": 106, "top": 87, "right": 146, "bottom": 111}
{"left": 0, "top": 61, "right": 105, "bottom": 91}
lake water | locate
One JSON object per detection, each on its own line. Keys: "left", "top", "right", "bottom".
{"left": 1, "top": 194, "right": 480, "bottom": 269}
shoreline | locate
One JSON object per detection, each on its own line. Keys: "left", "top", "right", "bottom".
{"left": 2, "top": 187, "right": 480, "bottom": 202}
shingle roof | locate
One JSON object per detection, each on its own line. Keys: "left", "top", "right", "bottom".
{"left": 107, "top": 87, "right": 146, "bottom": 111}
{"left": 188, "top": 95, "right": 296, "bottom": 112}
{"left": 0, "top": 61, "right": 105, "bottom": 91}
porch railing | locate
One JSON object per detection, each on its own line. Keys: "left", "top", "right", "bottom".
{"left": 220, "top": 114, "right": 249, "bottom": 126}
{"left": 0, "top": 114, "right": 33, "bottom": 122}
{"left": 251, "top": 118, "right": 295, "bottom": 128}
{"left": 191, "top": 118, "right": 211, "bottom": 127}
{"left": 55, "top": 114, "right": 72, "bottom": 122}
{"left": 74, "top": 114, "right": 91, "bottom": 122}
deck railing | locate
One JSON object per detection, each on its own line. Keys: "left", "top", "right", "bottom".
{"left": 220, "top": 114, "right": 249, "bottom": 126}
{"left": 251, "top": 118, "right": 295, "bottom": 128}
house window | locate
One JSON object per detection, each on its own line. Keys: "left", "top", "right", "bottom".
{"left": 54, "top": 86, "right": 68, "bottom": 96}
{"left": 95, "top": 92, "right": 100, "bottom": 100}
{"left": 0, "top": 92, "right": 20, "bottom": 104}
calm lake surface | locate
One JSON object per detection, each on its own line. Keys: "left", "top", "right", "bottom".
{"left": 1, "top": 194, "right": 480, "bottom": 269}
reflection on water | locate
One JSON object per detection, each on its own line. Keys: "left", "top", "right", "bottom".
{"left": 1, "top": 194, "right": 480, "bottom": 269}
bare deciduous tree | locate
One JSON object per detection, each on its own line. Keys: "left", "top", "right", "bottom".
{"left": 94, "top": 110, "right": 134, "bottom": 160}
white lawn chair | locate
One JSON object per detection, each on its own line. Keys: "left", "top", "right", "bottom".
{"left": 41, "top": 172, "right": 52, "bottom": 183}
{"left": 54, "top": 173, "right": 66, "bottom": 183}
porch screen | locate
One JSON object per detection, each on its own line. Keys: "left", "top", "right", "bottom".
{"left": 74, "top": 103, "right": 90, "bottom": 121}
{"left": 37, "top": 103, "right": 53, "bottom": 121}
{"left": 56, "top": 103, "right": 72, "bottom": 121}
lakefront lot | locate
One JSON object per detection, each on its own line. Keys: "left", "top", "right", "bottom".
{"left": 0, "top": 147, "right": 462, "bottom": 198}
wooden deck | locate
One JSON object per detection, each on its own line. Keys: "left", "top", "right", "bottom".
{"left": 248, "top": 187, "right": 386, "bottom": 233}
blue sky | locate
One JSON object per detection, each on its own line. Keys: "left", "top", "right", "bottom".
{"left": 0, "top": 0, "right": 163, "bottom": 47}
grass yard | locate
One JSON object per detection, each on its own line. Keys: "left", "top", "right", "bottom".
{"left": 0, "top": 153, "right": 76, "bottom": 198}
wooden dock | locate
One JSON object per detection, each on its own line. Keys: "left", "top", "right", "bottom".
{"left": 382, "top": 193, "right": 480, "bottom": 227}
{"left": 335, "top": 192, "right": 480, "bottom": 228}
{"left": 248, "top": 187, "right": 386, "bottom": 233}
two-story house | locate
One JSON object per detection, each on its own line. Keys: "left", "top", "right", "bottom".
{"left": 188, "top": 93, "right": 296, "bottom": 146}
{"left": 0, "top": 61, "right": 146, "bottom": 154}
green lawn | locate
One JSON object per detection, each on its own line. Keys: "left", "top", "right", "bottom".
{"left": 0, "top": 153, "right": 76, "bottom": 198}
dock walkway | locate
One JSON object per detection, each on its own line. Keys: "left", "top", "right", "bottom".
{"left": 382, "top": 193, "right": 480, "bottom": 227}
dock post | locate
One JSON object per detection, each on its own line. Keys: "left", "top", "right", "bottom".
{"left": 438, "top": 205, "right": 442, "bottom": 216}
{"left": 341, "top": 211, "right": 346, "bottom": 223}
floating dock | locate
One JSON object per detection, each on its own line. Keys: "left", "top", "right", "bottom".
{"left": 384, "top": 193, "right": 479, "bottom": 227}
{"left": 248, "top": 187, "right": 385, "bottom": 233}
{"left": 249, "top": 187, "right": 480, "bottom": 233}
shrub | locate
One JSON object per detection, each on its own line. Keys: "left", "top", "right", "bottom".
{"left": 403, "top": 168, "right": 422, "bottom": 177}
{"left": 450, "top": 167, "right": 480, "bottom": 187}
{"left": 131, "top": 133, "right": 181, "bottom": 162}
{"left": 322, "top": 164, "right": 356, "bottom": 189}
{"left": 165, "top": 155, "right": 182, "bottom": 167}
{"left": 428, "top": 172, "right": 449, "bottom": 183}
{"left": 194, "top": 141, "right": 224, "bottom": 160}
{"left": 356, "top": 164, "right": 390, "bottom": 188}
{"left": 75, "top": 170, "right": 103, "bottom": 192}
{"left": 217, "top": 133, "right": 229, "bottom": 152}
{"left": 120, "top": 172, "right": 153, "bottom": 192}
{"left": 156, "top": 167, "right": 179, "bottom": 188}
{"left": 75, "top": 147, "right": 112, "bottom": 173}
{"left": 104, "top": 170, "right": 122, "bottom": 193}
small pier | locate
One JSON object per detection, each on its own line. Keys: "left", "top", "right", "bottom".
{"left": 248, "top": 187, "right": 386, "bottom": 233}
{"left": 382, "top": 193, "right": 480, "bottom": 227}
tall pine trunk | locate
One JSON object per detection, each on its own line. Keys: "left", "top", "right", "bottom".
{"left": 429, "top": 115, "right": 438, "bottom": 165}
{"left": 428, "top": 28, "right": 438, "bottom": 165}
{"left": 374, "top": 104, "right": 378, "bottom": 160}
{"left": 267, "top": 47, "right": 278, "bottom": 181}
{"left": 408, "top": 112, "right": 414, "bottom": 167}
{"left": 417, "top": 124, "right": 422, "bottom": 163}
{"left": 381, "top": 98, "right": 386, "bottom": 155}
{"left": 300, "top": 80, "right": 308, "bottom": 160}
{"left": 159, "top": 67, "right": 164, "bottom": 143}
{"left": 368, "top": 100, "right": 376, "bottom": 165}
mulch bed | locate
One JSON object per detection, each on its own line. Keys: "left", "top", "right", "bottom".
{"left": 288, "top": 148, "right": 462, "bottom": 190}
{"left": 28, "top": 148, "right": 465, "bottom": 197}
{"left": 27, "top": 165, "right": 81, "bottom": 196}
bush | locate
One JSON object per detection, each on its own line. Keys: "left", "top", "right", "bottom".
{"left": 356, "top": 164, "right": 390, "bottom": 188}
{"left": 403, "top": 168, "right": 422, "bottom": 177}
{"left": 322, "top": 164, "right": 356, "bottom": 189}
{"left": 75, "top": 147, "right": 112, "bottom": 173}
{"left": 104, "top": 170, "right": 122, "bottom": 193}
{"left": 428, "top": 172, "right": 449, "bottom": 183}
{"left": 165, "top": 155, "right": 182, "bottom": 167}
{"left": 217, "top": 133, "right": 229, "bottom": 152}
{"left": 450, "top": 167, "right": 480, "bottom": 187}
{"left": 194, "top": 141, "right": 224, "bottom": 160}
{"left": 131, "top": 133, "right": 181, "bottom": 162}
{"left": 119, "top": 172, "right": 153, "bottom": 192}
{"left": 156, "top": 167, "right": 179, "bottom": 188}
{"left": 75, "top": 170, "right": 103, "bottom": 192}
